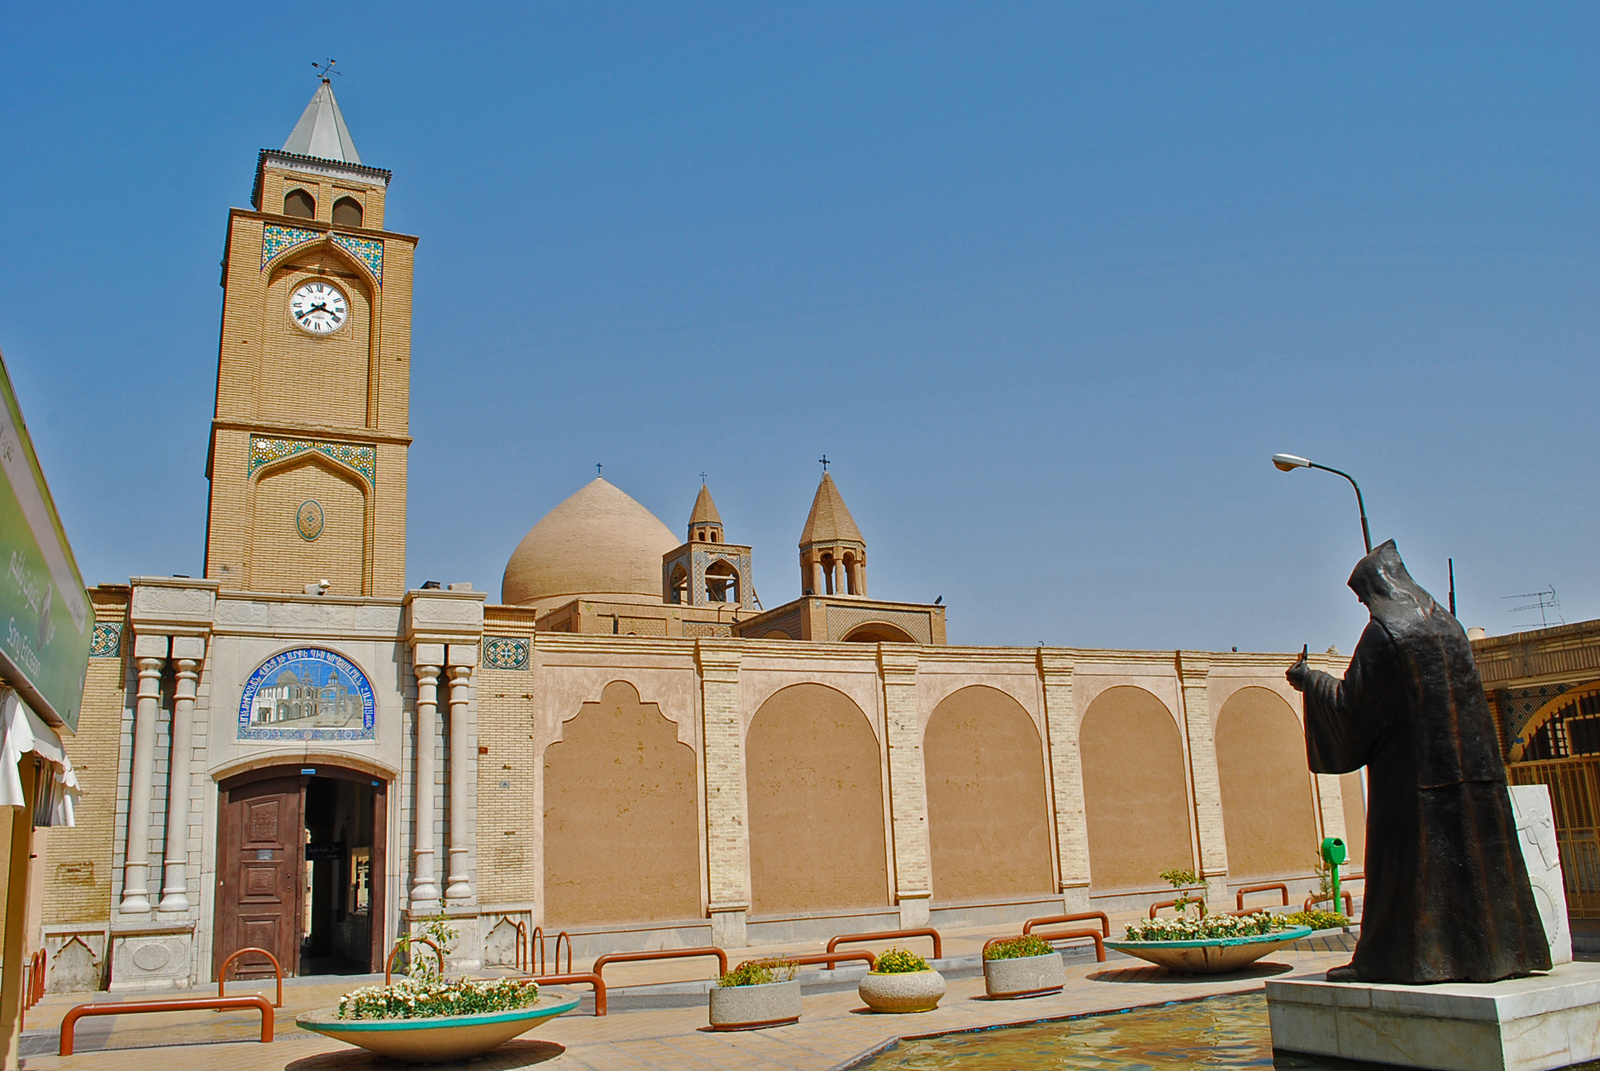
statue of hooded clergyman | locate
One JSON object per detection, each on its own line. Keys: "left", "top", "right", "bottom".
{"left": 1286, "top": 540, "right": 1550, "bottom": 984}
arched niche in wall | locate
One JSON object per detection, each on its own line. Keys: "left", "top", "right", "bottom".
{"left": 1080, "top": 685, "right": 1193, "bottom": 891}
{"left": 542, "top": 680, "right": 700, "bottom": 927}
{"left": 746, "top": 683, "right": 888, "bottom": 915}
{"left": 1214, "top": 686, "right": 1320, "bottom": 880}
{"left": 924, "top": 686, "right": 1053, "bottom": 903}
{"left": 249, "top": 453, "right": 367, "bottom": 595}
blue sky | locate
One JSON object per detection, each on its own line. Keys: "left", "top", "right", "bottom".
{"left": 1, "top": 3, "right": 1594, "bottom": 651}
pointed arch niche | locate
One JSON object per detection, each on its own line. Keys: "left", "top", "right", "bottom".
{"left": 542, "top": 681, "right": 701, "bottom": 927}
{"left": 746, "top": 684, "right": 888, "bottom": 915}
{"left": 1080, "top": 686, "right": 1194, "bottom": 891}
{"left": 261, "top": 244, "right": 378, "bottom": 428}
{"left": 924, "top": 686, "right": 1053, "bottom": 903}
{"left": 1214, "top": 687, "right": 1320, "bottom": 880}
{"left": 248, "top": 452, "right": 369, "bottom": 595}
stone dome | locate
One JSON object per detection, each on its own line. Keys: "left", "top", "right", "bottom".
{"left": 502, "top": 479, "right": 679, "bottom": 610}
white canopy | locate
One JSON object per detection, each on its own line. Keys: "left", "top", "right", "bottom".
{"left": 0, "top": 690, "right": 79, "bottom": 826}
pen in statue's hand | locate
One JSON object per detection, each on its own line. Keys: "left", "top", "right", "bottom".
{"left": 1286, "top": 643, "right": 1312, "bottom": 691}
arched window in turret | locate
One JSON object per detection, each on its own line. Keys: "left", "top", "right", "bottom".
{"left": 332, "top": 196, "right": 364, "bottom": 227}
{"left": 285, "top": 188, "right": 316, "bottom": 218}
{"left": 705, "top": 559, "right": 740, "bottom": 604}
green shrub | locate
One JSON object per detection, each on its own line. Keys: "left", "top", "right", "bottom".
{"left": 874, "top": 947, "right": 930, "bottom": 973}
{"left": 718, "top": 958, "right": 798, "bottom": 987}
{"left": 984, "top": 935, "right": 1055, "bottom": 961}
{"left": 1123, "top": 910, "right": 1290, "bottom": 942}
{"left": 1285, "top": 909, "right": 1348, "bottom": 930}
{"left": 336, "top": 977, "right": 539, "bottom": 1020}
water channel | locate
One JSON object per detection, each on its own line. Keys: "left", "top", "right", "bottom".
{"left": 855, "top": 992, "right": 1363, "bottom": 1070}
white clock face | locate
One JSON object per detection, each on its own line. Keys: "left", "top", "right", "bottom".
{"left": 289, "top": 280, "right": 349, "bottom": 335}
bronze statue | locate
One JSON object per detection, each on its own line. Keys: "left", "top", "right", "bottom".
{"left": 1287, "top": 540, "right": 1549, "bottom": 983}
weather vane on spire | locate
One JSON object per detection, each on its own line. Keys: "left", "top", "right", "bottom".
{"left": 818, "top": 454, "right": 830, "bottom": 472}
{"left": 312, "top": 58, "right": 341, "bottom": 81}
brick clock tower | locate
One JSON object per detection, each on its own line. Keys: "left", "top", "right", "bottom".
{"left": 203, "top": 78, "right": 415, "bottom": 597}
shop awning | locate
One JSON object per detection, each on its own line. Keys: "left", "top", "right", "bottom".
{"left": 0, "top": 690, "right": 79, "bottom": 826}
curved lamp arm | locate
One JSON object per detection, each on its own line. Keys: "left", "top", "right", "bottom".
{"left": 1271, "top": 454, "right": 1373, "bottom": 555}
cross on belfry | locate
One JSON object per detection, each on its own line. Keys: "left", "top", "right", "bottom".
{"left": 312, "top": 58, "right": 341, "bottom": 80}
{"left": 596, "top": 463, "right": 602, "bottom": 477}
{"left": 818, "top": 455, "right": 830, "bottom": 472}
{"left": 699, "top": 471, "right": 708, "bottom": 484}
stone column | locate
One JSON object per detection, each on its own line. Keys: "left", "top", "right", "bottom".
{"left": 411, "top": 647, "right": 443, "bottom": 905}
{"left": 120, "top": 635, "right": 168, "bottom": 914}
{"left": 1039, "top": 651, "right": 1091, "bottom": 911}
{"left": 1178, "top": 653, "right": 1229, "bottom": 906}
{"left": 880, "top": 647, "right": 931, "bottom": 926}
{"left": 809, "top": 561, "right": 823, "bottom": 596}
{"left": 444, "top": 646, "right": 477, "bottom": 902}
{"left": 698, "top": 642, "right": 748, "bottom": 947}
{"left": 158, "top": 638, "right": 204, "bottom": 912}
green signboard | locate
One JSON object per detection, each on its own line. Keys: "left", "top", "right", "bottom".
{"left": 0, "top": 353, "right": 90, "bottom": 732}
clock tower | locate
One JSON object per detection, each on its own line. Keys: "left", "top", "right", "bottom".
{"left": 203, "top": 78, "right": 416, "bottom": 597}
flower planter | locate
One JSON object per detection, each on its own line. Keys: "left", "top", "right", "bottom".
{"left": 1104, "top": 925, "right": 1312, "bottom": 975}
{"left": 708, "top": 978, "right": 801, "bottom": 1030}
{"left": 983, "top": 951, "right": 1066, "bottom": 999}
{"left": 858, "top": 969, "right": 946, "bottom": 1013}
{"left": 297, "top": 992, "right": 581, "bottom": 1063}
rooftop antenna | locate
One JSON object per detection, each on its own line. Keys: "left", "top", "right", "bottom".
{"left": 1503, "top": 586, "right": 1563, "bottom": 629}
{"left": 818, "top": 454, "right": 830, "bottom": 472}
{"left": 313, "top": 58, "right": 341, "bottom": 82}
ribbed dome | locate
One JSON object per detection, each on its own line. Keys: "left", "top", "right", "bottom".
{"left": 502, "top": 479, "right": 679, "bottom": 610}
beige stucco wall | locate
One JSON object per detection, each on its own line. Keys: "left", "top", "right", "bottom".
{"left": 746, "top": 683, "right": 889, "bottom": 915}
{"left": 1214, "top": 686, "right": 1320, "bottom": 880}
{"left": 1080, "top": 684, "right": 1194, "bottom": 891}
{"left": 924, "top": 685, "right": 1054, "bottom": 903}
{"left": 542, "top": 681, "right": 701, "bottom": 927}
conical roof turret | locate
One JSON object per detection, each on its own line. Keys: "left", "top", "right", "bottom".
{"left": 282, "top": 79, "right": 362, "bottom": 164}
{"left": 800, "top": 472, "right": 864, "bottom": 546}
{"left": 689, "top": 484, "right": 722, "bottom": 527}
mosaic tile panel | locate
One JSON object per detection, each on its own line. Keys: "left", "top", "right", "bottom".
{"left": 249, "top": 436, "right": 376, "bottom": 487}
{"left": 483, "top": 636, "right": 530, "bottom": 671}
{"left": 331, "top": 234, "right": 383, "bottom": 284}
{"left": 89, "top": 622, "right": 123, "bottom": 658}
{"left": 261, "top": 225, "right": 319, "bottom": 268}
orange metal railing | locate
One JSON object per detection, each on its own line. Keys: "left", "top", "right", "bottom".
{"left": 19, "top": 948, "right": 45, "bottom": 1030}
{"left": 1236, "top": 882, "right": 1290, "bottom": 911}
{"left": 60, "top": 995, "right": 273, "bottom": 1056}
{"left": 532, "top": 970, "right": 608, "bottom": 1015}
{"left": 1304, "top": 890, "right": 1355, "bottom": 915}
{"left": 592, "top": 946, "right": 728, "bottom": 983}
{"left": 826, "top": 927, "right": 943, "bottom": 961}
{"left": 1023, "top": 911, "right": 1110, "bottom": 938}
{"left": 771, "top": 950, "right": 878, "bottom": 971}
{"left": 218, "top": 946, "right": 284, "bottom": 1008}
{"left": 1149, "top": 898, "right": 1207, "bottom": 919}
{"left": 384, "top": 936, "right": 444, "bottom": 986}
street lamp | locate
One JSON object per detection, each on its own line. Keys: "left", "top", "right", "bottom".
{"left": 1271, "top": 453, "right": 1373, "bottom": 555}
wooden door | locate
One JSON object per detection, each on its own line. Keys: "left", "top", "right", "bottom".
{"left": 216, "top": 775, "right": 303, "bottom": 979}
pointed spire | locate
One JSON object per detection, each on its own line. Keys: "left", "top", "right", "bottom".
{"left": 689, "top": 485, "right": 722, "bottom": 527}
{"left": 282, "top": 79, "right": 362, "bottom": 164}
{"left": 800, "top": 472, "right": 864, "bottom": 545}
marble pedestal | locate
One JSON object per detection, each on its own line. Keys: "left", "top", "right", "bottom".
{"left": 1265, "top": 962, "right": 1600, "bottom": 1071}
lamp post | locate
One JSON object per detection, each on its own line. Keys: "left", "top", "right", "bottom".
{"left": 1271, "top": 453, "right": 1373, "bottom": 555}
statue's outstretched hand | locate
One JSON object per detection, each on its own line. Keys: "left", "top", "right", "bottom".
{"left": 1286, "top": 653, "right": 1313, "bottom": 692}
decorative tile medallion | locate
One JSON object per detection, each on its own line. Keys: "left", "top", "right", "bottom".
{"left": 250, "top": 436, "right": 376, "bottom": 487}
{"left": 331, "top": 234, "right": 383, "bottom": 284}
{"left": 238, "top": 647, "right": 376, "bottom": 741}
{"left": 261, "top": 224, "right": 319, "bottom": 269}
{"left": 483, "top": 636, "right": 530, "bottom": 671}
{"left": 89, "top": 622, "right": 122, "bottom": 658}
{"left": 296, "top": 500, "right": 325, "bottom": 541}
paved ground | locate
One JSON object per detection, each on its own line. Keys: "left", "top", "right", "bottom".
{"left": 18, "top": 926, "right": 1357, "bottom": 1071}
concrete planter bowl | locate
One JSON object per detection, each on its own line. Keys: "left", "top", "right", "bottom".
{"left": 296, "top": 992, "right": 581, "bottom": 1063}
{"left": 859, "top": 969, "right": 947, "bottom": 1013}
{"left": 983, "top": 951, "right": 1066, "bottom": 998}
{"left": 708, "top": 978, "right": 802, "bottom": 1030}
{"left": 1104, "top": 926, "right": 1312, "bottom": 975}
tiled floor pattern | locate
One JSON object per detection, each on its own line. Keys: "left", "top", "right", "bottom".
{"left": 19, "top": 940, "right": 1355, "bottom": 1071}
